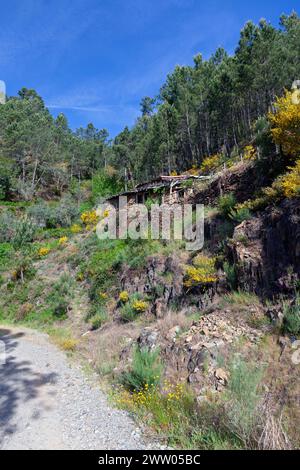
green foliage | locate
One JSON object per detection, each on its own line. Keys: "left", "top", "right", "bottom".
{"left": 223, "top": 358, "right": 264, "bottom": 446}
{"left": 90, "top": 307, "right": 108, "bottom": 330}
{"left": 119, "top": 301, "right": 137, "bottom": 322}
{"left": 91, "top": 167, "right": 123, "bottom": 202}
{"left": 28, "top": 197, "right": 79, "bottom": 228}
{"left": 0, "top": 212, "right": 37, "bottom": 248}
{"left": 218, "top": 193, "right": 237, "bottom": 217}
{"left": 0, "top": 211, "right": 18, "bottom": 242}
{"left": 222, "top": 289, "right": 260, "bottom": 306}
{"left": 223, "top": 262, "right": 237, "bottom": 290}
{"left": 119, "top": 293, "right": 148, "bottom": 322}
{"left": 45, "top": 273, "right": 75, "bottom": 319}
{"left": 0, "top": 242, "right": 12, "bottom": 263}
{"left": 12, "top": 216, "right": 37, "bottom": 250}
{"left": 0, "top": 89, "right": 109, "bottom": 199}
{"left": 282, "top": 294, "right": 300, "bottom": 335}
{"left": 120, "top": 347, "right": 163, "bottom": 391}
{"left": 229, "top": 207, "right": 252, "bottom": 224}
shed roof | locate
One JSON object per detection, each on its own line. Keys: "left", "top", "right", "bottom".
{"left": 106, "top": 174, "right": 210, "bottom": 201}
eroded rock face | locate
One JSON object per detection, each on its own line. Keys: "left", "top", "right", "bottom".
{"left": 228, "top": 199, "right": 300, "bottom": 296}
{"left": 120, "top": 255, "right": 185, "bottom": 317}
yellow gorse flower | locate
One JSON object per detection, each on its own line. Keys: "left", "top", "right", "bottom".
{"left": 58, "top": 236, "right": 68, "bottom": 245}
{"left": 280, "top": 159, "right": 300, "bottom": 198}
{"left": 71, "top": 224, "right": 82, "bottom": 234}
{"left": 243, "top": 145, "right": 256, "bottom": 160}
{"left": 132, "top": 299, "right": 148, "bottom": 313}
{"left": 80, "top": 210, "right": 99, "bottom": 226}
{"left": 115, "top": 381, "right": 186, "bottom": 412}
{"left": 200, "top": 154, "right": 221, "bottom": 173}
{"left": 268, "top": 90, "right": 300, "bottom": 157}
{"left": 38, "top": 247, "right": 50, "bottom": 257}
{"left": 184, "top": 254, "right": 217, "bottom": 287}
{"left": 119, "top": 291, "right": 129, "bottom": 303}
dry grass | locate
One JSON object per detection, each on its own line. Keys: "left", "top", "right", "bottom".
{"left": 82, "top": 322, "right": 141, "bottom": 380}
{"left": 156, "top": 309, "right": 193, "bottom": 339}
{"left": 258, "top": 408, "right": 291, "bottom": 450}
{"left": 58, "top": 338, "right": 78, "bottom": 351}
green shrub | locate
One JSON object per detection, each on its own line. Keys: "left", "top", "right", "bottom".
{"left": 0, "top": 211, "right": 17, "bottom": 242}
{"left": 229, "top": 207, "right": 251, "bottom": 224}
{"left": 45, "top": 273, "right": 74, "bottom": 319}
{"left": 119, "top": 293, "right": 148, "bottom": 322}
{"left": 0, "top": 174, "right": 10, "bottom": 200}
{"left": 12, "top": 216, "right": 37, "bottom": 249}
{"left": 282, "top": 294, "right": 300, "bottom": 335}
{"left": 0, "top": 242, "right": 12, "bottom": 264}
{"left": 218, "top": 193, "right": 236, "bottom": 217}
{"left": 120, "top": 301, "right": 137, "bottom": 322}
{"left": 223, "top": 262, "right": 237, "bottom": 290}
{"left": 28, "top": 197, "right": 79, "bottom": 228}
{"left": 222, "top": 357, "right": 264, "bottom": 447}
{"left": 11, "top": 253, "right": 36, "bottom": 282}
{"left": 53, "top": 299, "right": 69, "bottom": 318}
{"left": 120, "top": 346, "right": 163, "bottom": 391}
{"left": 90, "top": 308, "right": 108, "bottom": 330}
{"left": 91, "top": 168, "right": 123, "bottom": 203}
{"left": 0, "top": 212, "right": 37, "bottom": 249}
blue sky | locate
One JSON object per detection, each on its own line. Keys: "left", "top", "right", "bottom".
{"left": 0, "top": 0, "right": 298, "bottom": 137}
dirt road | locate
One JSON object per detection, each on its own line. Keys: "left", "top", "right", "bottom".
{"left": 0, "top": 326, "right": 147, "bottom": 450}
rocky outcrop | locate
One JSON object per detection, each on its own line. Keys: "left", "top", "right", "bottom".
{"left": 227, "top": 198, "right": 300, "bottom": 296}
{"left": 120, "top": 254, "right": 185, "bottom": 317}
{"left": 160, "top": 309, "right": 263, "bottom": 393}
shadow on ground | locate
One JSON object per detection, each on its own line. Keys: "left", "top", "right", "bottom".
{"left": 0, "top": 328, "right": 58, "bottom": 446}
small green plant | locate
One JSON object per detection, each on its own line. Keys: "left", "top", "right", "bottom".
{"left": 120, "top": 293, "right": 148, "bottom": 322}
{"left": 282, "top": 294, "right": 300, "bottom": 335}
{"left": 120, "top": 346, "right": 163, "bottom": 391}
{"left": 12, "top": 216, "right": 37, "bottom": 250}
{"left": 45, "top": 273, "right": 74, "bottom": 319}
{"left": 229, "top": 207, "right": 251, "bottom": 224}
{"left": 223, "top": 262, "right": 237, "bottom": 290}
{"left": 218, "top": 193, "right": 236, "bottom": 217}
{"left": 120, "top": 301, "right": 137, "bottom": 322}
{"left": 222, "top": 289, "right": 259, "bottom": 306}
{"left": 223, "top": 357, "right": 264, "bottom": 447}
{"left": 90, "top": 308, "right": 108, "bottom": 330}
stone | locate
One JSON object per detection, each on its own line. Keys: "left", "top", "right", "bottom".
{"left": 214, "top": 368, "right": 228, "bottom": 383}
{"left": 137, "top": 328, "right": 159, "bottom": 350}
{"left": 166, "top": 325, "right": 180, "bottom": 342}
{"left": 201, "top": 326, "right": 209, "bottom": 336}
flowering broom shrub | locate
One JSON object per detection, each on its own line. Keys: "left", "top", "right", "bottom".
{"left": 38, "top": 246, "right": 50, "bottom": 257}
{"left": 268, "top": 90, "right": 300, "bottom": 157}
{"left": 200, "top": 154, "right": 221, "bottom": 173}
{"left": 184, "top": 254, "right": 217, "bottom": 287}
{"left": 243, "top": 145, "right": 256, "bottom": 160}
{"left": 280, "top": 160, "right": 300, "bottom": 198}
{"left": 119, "top": 290, "right": 129, "bottom": 303}
{"left": 132, "top": 299, "right": 148, "bottom": 313}
{"left": 71, "top": 223, "right": 82, "bottom": 234}
{"left": 80, "top": 210, "right": 99, "bottom": 226}
{"left": 58, "top": 236, "right": 68, "bottom": 245}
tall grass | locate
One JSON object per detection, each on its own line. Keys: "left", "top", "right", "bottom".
{"left": 120, "top": 346, "right": 162, "bottom": 391}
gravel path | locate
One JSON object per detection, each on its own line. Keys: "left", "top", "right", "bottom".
{"left": 0, "top": 326, "right": 148, "bottom": 450}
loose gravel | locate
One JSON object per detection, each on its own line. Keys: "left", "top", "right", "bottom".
{"left": 0, "top": 326, "right": 150, "bottom": 450}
